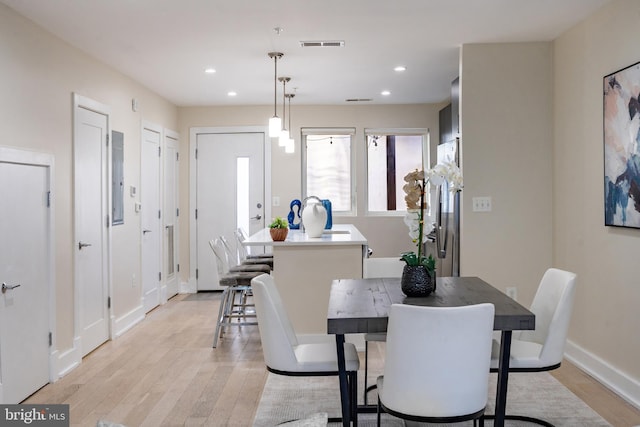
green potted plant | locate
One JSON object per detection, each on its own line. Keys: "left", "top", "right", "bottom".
{"left": 269, "top": 216, "right": 289, "bottom": 241}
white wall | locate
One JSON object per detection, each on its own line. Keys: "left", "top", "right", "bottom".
{"left": 459, "top": 42, "right": 554, "bottom": 305}
{"left": 553, "top": 0, "right": 640, "bottom": 405}
{"left": 0, "top": 4, "right": 178, "bottom": 363}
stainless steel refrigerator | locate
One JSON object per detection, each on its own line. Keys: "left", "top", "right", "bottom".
{"left": 426, "top": 137, "right": 460, "bottom": 277}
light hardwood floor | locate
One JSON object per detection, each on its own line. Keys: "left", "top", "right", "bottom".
{"left": 25, "top": 293, "right": 640, "bottom": 426}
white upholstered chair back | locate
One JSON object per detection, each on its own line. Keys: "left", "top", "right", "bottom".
{"left": 517, "top": 268, "right": 577, "bottom": 367}
{"left": 251, "top": 274, "right": 300, "bottom": 372}
{"left": 379, "top": 303, "right": 495, "bottom": 418}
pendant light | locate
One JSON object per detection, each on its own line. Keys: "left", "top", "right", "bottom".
{"left": 268, "top": 52, "right": 284, "bottom": 137}
{"left": 278, "top": 77, "right": 291, "bottom": 147}
{"left": 285, "top": 93, "right": 295, "bottom": 153}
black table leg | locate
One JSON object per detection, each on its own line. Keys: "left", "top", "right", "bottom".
{"left": 495, "top": 330, "right": 512, "bottom": 427}
{"left": 335, "top": 334, "right": 351, "bottom": 426}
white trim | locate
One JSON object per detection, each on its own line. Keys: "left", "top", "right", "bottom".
{"left": 565, "top": 339, "right": 640, "bottom": 410}
{"left": 72, "top": 93, "right": 113, "bottom": 352}
{"left": 189, "top": 126, "right": 271, "bottom": 290}
{"left": 54, "top": 337, "right": 82, "bottom": 379}
{"left": 0, "top": 146, "right": 56, "bottom": 389}
{"left": 111, "top": 304, "right": 145, "bottom": 338}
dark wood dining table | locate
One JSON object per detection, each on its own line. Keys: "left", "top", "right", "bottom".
{"left": 327, "top": 276, "right": 536, "bottom": 427}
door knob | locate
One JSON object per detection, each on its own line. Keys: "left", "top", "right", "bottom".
{"left": 78, "top": 241, "right": 92, "bottom": 250}
{"left": 143, "top": 229, "right": 152, "bottom": 234}
{"left": 250, "top": 214, "right": 262, "bottom": 220}
{"left": 2, "top": 282, "right": 21, "bottom": 294}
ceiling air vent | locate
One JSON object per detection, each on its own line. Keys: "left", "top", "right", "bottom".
{"left": 300, "top": 40, "right": 345, "bottom": 48}
{"left": 346, "top": 98, "right": 373, "bottom": 102}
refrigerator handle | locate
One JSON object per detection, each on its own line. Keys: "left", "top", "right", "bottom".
{"left": 435, "top": 183, "right": 449, "bottom": 259}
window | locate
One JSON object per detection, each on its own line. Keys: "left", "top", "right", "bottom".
{"left": 302, "top": 128, "right": 355, "bottom": 213}
{"left": 366, "top": 129, "right": 428, "bottom": 214}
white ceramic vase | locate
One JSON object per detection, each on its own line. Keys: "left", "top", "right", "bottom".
{"left": 301, "top": 196, "right": 327, "bottom": 238}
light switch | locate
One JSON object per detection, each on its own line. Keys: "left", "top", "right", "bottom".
{"left": 472, "top": 197, "right": 492, "bottom": 212}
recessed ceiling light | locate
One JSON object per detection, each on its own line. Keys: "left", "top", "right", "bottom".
{"left": 381, "top": 90, "right": 391, "bottom": 96}
{"left": 227, "top": 91, "right": 237, "bottom": 97}
{"left": 204, "top": 67, "right": 216, "bottom": 74}
{"left": 394, "top": 66, "right": 407, "bottom": 72}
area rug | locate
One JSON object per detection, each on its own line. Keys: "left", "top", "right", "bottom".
{"left": 254, "top": 370, "right": 611, "bottom": 426}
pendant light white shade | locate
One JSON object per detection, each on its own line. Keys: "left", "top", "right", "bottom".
{"left": 268, "top": 52, "right": 283, "bottom": 137}
{"left": 285, "top": 137, "right": 295, "bottom": 153}
{"left": 279, "top": 129, "right": 289, "bottom": 146}
{"left": 269, "top": 116, "right": 282, "bottom": 137}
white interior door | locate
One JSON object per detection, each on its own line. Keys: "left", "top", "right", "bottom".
{"left": 74, "top": 100, "right": 110, "bottom": 357}
{"left": 141, "top": 127, "right": 161, "bottom": 312}
{"left": 0, "top": 152, "right": 51, "bottom": 403}
{"left": 163, "top": 131, "right": 179, "bottom": 299}
{"left": 195, "top": 132, "right": 265, "bottom": 290}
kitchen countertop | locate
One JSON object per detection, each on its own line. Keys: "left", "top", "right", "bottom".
{"left": 242, "top": 224, "right": 367, "bottom": 247}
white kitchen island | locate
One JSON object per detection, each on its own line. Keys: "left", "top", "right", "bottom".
{"left": 243, "top": 224, "right": 368, "bottom": 335}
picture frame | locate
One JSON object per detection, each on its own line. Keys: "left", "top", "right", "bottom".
{"left": 603, "top": 61, "right": 640, "bottom": 228}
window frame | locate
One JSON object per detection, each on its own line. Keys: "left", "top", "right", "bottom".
{"left": 301, "top": 127, "right": 356, "bottom": 215}
{"left": 364, "top": 128, "right": 431, "bottom": 217}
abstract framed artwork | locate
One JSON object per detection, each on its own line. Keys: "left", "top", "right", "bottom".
{"left": 603, "top": 61, "right": 640, "bottom": 228}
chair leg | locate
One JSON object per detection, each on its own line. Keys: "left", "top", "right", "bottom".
{"left": 212, "top": 287, "right": 230, "bottom": 348}
{"left": 376, "top": 397, "right": 382, "bottom": 427}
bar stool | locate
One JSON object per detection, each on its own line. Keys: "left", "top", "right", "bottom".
{"left": 214, "top": 237, "right": 270, "bottom": 273}
{"left": 220, "top": 235, "right": 272, "bottom": 272}
{"left": 234, "top": 228, "right": 274, "bottom": 267}
{"left": 210, "top": 238, "right": 266, "bottom": 348}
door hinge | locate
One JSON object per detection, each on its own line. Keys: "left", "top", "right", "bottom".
{"left": 196, "top": 268, "right": 199, "bottom": 279}
{"left": 195, "top": 209, "right": 198, "bottom": 220}
{"left": 195, "top": 148, "right": 198, "bottom": 159}
{"left": 49, "top": 332, "right": 52, "bottom": 347}
{"left": 108, "top": 296, "right": 111, "bottom": 309}
{"left": 106, "top": 133, "right": 109, "bottom": 147}
{"left": 158, "top": 146, "right": 161, "bottom": 157}
{"left": 106, "top": 214, "right": 110, "bottom": 228}
{"left": 176, "top": 208, "right": 179, "bottom": 217}
{"left": 176, "top": 152, "right": 179, "bottom": 161}
{"left": 46, "top": 191, "right": 51, "bottom": 207}
{"left": 177, "top": 263, "right": 180, "bottom": 273}
{"left": 158, "top": 209, "right": 161, "bottom": 219}
{"left": 158, "top": 272, "right": 162, "bottom": 281}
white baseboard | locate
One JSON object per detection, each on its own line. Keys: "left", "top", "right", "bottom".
{"left": 181, "top": 278, "right": 197, "bottom": 294}
{"left": 112, "top": 304, "right": 145, "bottom": 338}
{"left": 565, "top": 339, "right": 640, "bottom": 410}
{"left": 54, "top": 336, "right": 82, "bottom": 380}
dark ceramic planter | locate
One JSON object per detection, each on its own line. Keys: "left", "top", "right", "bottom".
{"left": 400, "top": 265, "right": 435, "bottom": 297}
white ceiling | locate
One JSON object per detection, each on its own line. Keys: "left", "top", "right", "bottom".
{"left": 2, "top": 0, "right": 610, "bottom": 107}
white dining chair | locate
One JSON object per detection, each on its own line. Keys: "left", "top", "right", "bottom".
{"left": 486, "top": 268, "right": 577, "bottom": 426}
{"left": 362, "top": 257, "right": 405, "bottom": 404}
{"left": 376, "top": 303, "right": 495, "bottom": 426}
{"left": 251, "top": 273, "right": 360, "bottom": 423}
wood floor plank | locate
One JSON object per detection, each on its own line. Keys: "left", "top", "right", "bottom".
{"left": 23, "top": 293, "right": 640, "bottom": 427}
